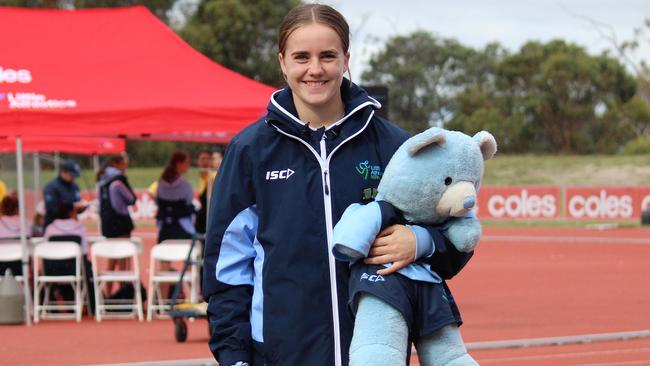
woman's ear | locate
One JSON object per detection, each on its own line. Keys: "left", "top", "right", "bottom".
{"left": 278, "top": 53, "right": 287, "bottom": 76}
{"left": 344, "top": 52, "right": 350, "bottom": 72}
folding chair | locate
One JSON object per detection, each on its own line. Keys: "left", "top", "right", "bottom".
{"left": 91, "top": 240, "right": 143, "bottom": 322}
{"left": 146, "top": 240, "right": 200, "bottom": 321}
{"left": 47, "top": 235, "right": 93, "bottom": 315}
{"left": 0, "top": 243, "right": 25, "bottom": 283}
{"left": 32, "top": 241, "right": 84, "bottom": 322}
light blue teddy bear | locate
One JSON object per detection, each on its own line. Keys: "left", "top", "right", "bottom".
{"left": 333, "top": 127, "right": 497, "bottom": 366}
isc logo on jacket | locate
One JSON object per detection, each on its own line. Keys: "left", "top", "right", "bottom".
{"left": 265, "top": 168, "right": 295, "bottom": 180}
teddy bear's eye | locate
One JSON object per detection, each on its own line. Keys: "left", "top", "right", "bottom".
{"left": 444, "top": 177, "right": 453, "bottom": 186}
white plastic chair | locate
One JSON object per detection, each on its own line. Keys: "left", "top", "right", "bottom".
{"left": 91, "top": 240, "right": 143, "bottom": 321}
{"left": 0, "top": 243, "right": 25, "bottom": 283}
{"left": 146, "top": 240, "right": 200, "bottom": 321}
{"left": 32, "top": 242, "right": 85, "bottom": 322}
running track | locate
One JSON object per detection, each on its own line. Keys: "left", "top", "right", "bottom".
{"left": 1, "top": 226, "right": 649, "bottom": 365}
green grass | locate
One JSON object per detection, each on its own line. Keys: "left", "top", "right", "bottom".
{"left": 483, "top": 154, "right": 650, "bottom": 186}
{"left": 2, "top": 154, "right": 650, "bottom": 190}
{"left": 0, "top": 166, "right": 206, "bottom": 191}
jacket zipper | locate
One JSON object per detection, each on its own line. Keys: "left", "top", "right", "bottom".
{"left": 320, "top": 133, "right": 340, "bottom": 366}
{"left": 268, "top": 110, "right": 375, "bottom": 366}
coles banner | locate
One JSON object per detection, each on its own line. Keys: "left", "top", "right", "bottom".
{"left": 564, "top": 186, "right": 650, "bottom": 220}
{"left": 476, "top": 186, "right": 561, "bottom": 220}
{"left": 69, "top": 186, "right": 650, "bottom": 222}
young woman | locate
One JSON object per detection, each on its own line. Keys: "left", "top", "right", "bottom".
{"left": 97, "top": 154, "right": 137, "bottom": 293}
{"left": 0, "top": 193, "right": 21, "bottom": 240}
{"left": 97, "top": 154, "right": 136, "bottom": 240}
{"left": 203, "top": 4, "right": 473, "bottom": 366}
{"left": 0, "top": 194, "right": 23, "bottom": 277}
{"left": 155, "top": 151, "right": 195, "bottom": 243}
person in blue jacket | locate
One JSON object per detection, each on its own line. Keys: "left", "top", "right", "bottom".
{"left": 202, "top": 4, "right": 473, "bottom": 366}
{"left": 43, "top": 159, "right": 86, "bottom": 229}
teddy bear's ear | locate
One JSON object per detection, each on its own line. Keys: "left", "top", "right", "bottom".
{"left": 406, "top": 127, "right": 446, "bottom": 156}
{"left": 473, "top": 131, "right": 497, "bottom": 160}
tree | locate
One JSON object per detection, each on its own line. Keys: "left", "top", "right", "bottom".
{"left": 179, "top": 0, "right": 300, "bottom": 87}
{"left": 362, "top": 31, "right": 504, "bottom": 134}
{"left": 0, "top": 0, "right": 175, "bottom": 23}
{"left": 449, "top": 40, "right": 637, "bottom": 153}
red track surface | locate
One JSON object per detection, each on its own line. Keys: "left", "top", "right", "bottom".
{"left": 2, "top": 226, "right": 650, "bottom": 365}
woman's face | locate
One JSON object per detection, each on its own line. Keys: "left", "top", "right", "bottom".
{"left": 115, "top": 159, "right": 127, "bottom": 172}
{"left": 278, "top": 23, "right": 349, "bottom": 114}
{"left": 177, "top": 158, "right": 190, "bottom": 174}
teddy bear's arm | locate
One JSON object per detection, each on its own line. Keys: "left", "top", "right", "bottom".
{"left": 332, "top": 201, "right": 404, "bottom": 261}
{"left": 442, "top": 214, "right": 482, "bottom": 253}
{"left": 419, "top": 228, "right": 474, "bottom": 279}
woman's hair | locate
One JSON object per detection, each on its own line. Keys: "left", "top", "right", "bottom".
{"left": 278, "top": 4, "right": 351, "bottom": 80}
{"left": 96, "top": 154, "right": 126, "bottom": 182}
{"left": 161, "top": 151, "right": 189, "bottom": 183}
{"left": 1, "top": 193, "right": 19, "bottom": 216}
{"left": 55, "top": 202, "right": 75, "bottom": 220}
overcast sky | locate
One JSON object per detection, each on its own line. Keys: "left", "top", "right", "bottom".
{"left": 309, "top": 0, "right": 649, "bottom": 75}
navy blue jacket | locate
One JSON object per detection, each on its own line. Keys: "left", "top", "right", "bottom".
{"left": 99, "top": 175, "right": 135, "bottom": 238}
{"left": 43, "top": 176, "right": 81, "bottom": 228}
{"left": 203, "top": 81, "right": 472, "bottom": 366}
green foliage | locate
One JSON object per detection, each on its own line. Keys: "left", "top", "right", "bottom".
{"left": 362, "top": 31, "right": 505, "bottom": 134}
{"left": 179, "top": 0, "right": 300, "bottom": 87}
{"left": 620, "top": 95, "right": 650, "bottom": 137}
{"left": 622, "top": 137, "right": 650, "bottom": 154}
{"left": 125, "top": 140, "right": 223, "bottom": 167}
{"left": 450, "top": 40, "right": 636, "bottom": 153}
{"left": 0, "top": 0, "right": 174, "bottom": 22}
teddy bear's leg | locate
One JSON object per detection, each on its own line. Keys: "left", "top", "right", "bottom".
{"left": 415, "top": 324, "right": 478, "bottom": 366}
{"left": 349, "top": 293, "right": 409, "bottom": 366}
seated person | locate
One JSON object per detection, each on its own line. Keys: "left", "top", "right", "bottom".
{"left": 0, "top": 193, "right": 25, "bottom": 277}
{"left": 42, "top": 202, "right": 93, "bottom": 308}
{"left": 44, "top": 202, "right": 88, "bottom": 254}
{"left": 0, "top": 193, "right": 22, "bottom": 240}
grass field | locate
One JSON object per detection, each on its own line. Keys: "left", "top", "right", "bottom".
{"left": 2, "top": 154, "right": 650, "bottom": 189}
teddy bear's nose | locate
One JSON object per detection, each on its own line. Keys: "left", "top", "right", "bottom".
{"left": 463, "top": 197, "right": 476, "bottom": 209}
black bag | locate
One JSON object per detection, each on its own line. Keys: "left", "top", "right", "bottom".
{"left": 109, "top": 282, "right": 147, "bottom": 303}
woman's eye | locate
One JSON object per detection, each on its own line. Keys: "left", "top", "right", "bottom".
{"left": 444, "top": 177, "right": 453, "bottom": 186}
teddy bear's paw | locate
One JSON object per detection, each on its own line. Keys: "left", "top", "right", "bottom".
{"left": 445, "top": 218, "right": 481, "bottom": 252}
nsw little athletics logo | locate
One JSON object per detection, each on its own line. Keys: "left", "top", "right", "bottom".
{"left": 356, "top": 160, "right": 382, "bottom": 180}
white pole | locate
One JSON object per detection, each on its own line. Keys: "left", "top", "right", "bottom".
{"left": 16, "top": 137, "right": 33, "bottom": 326}
{"left": 93, "top": 155, "right": 101, "bottom": 234}
{"left": 33, "top": 153, "right": 41, "bottom": 215}
{"left": 53, "top": 152, "right": 60, "bottom": 172}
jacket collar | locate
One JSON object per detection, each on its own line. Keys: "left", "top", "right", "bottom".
{"left": 265, "top": 78, "right": 381, "bottom": 138}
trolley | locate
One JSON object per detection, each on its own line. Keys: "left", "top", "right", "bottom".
{"left": 168, "top": 234, "right": 208, "bottom": 342}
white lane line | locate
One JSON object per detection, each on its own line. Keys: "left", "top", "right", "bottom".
{"left": 468, "top": 329, "right": 650, "bottom": 350}
{"left": 570, "top": 361, "right": 650, "bottom": 366}
{"left": 482, "top": 235, "right": 650, "bottom": 245}
{"left": 478, "top": 347, "right": 650, "bottom": 363}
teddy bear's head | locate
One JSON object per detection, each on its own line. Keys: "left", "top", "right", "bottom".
{"left": 376, "top": 127, "right": 497, "bottom": 224}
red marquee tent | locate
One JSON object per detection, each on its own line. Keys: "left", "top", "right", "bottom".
{"left": 0, "top": 136, "right": 124, "bottom": 154}
{"left": 0, "top": 6, "right": 277, "bottom": 324}
{"left": 0, "top": 6, "right": 276, "bottom": 142}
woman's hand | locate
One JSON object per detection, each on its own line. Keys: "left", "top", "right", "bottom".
{"left": 364, "top": 224, "right": 416, "bottom": 275}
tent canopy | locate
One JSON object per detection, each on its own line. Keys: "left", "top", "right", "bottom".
{"left": 0, "top": 6, "right": 276, "bottom": 142}
{"left": 0, "top": 136, "right": 124, "bottom": 154}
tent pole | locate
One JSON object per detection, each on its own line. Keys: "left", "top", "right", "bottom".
{"left": 93, "top": 154, "right": 101, "bottom": 234}
{"left": 16, "top": 137, "right": 33, "bottom": 326}
{"left": 53, "top": 151, "right": 60, "bottom": 171}
{"left": 33, "top": 153, "right": 41, "bottom": 215}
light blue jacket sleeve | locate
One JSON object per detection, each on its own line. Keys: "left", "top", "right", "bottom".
{"left": 332, "top": 202, "right": 382, "bottom": 261}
